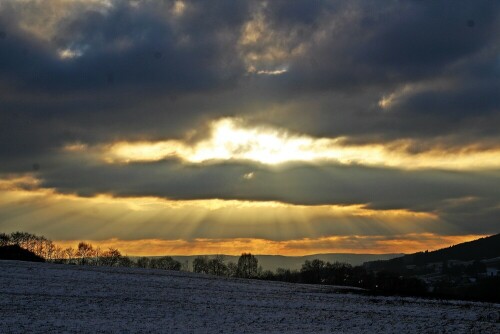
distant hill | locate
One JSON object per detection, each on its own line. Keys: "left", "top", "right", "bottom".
{"left": 364, "top": 233, "right": 500, "bottom": 271}
{"left": 149, "top": 253, "right": 403, "bottom": 271}
{"left": 0, "top": 245, "right": 45, "bottom": 262}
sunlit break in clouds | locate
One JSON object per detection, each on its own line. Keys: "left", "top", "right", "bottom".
{"left": 104, "top": 118, "right": 500, "bottom": 170}
{"left": 1, "top": 0, "right": 499, "bottom": 255}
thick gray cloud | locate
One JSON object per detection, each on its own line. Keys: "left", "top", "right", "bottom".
{"left": 284, "top": 1, "right": 499, "bottom": 89}
{"left": 1, "top": 0, "right": 499, "bottom": 154}
{"left": 260, "top": 1, "right": 500, "bottom": 142}
{"left": 0, "top": 1, "right": 247, "bottom": 93}
{"left": 0, "top": 0, "right": 249, "bottom": 161}
{"left": 27, "top": 155, "right": 500, "bottom": 234}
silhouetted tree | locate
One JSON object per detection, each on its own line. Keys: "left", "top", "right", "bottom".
{"left": 324, "top": 261, "right": 353, "bottom": 285}
{"left": 42, "top": 239, "right": 57, "bottom": 261}
{"left": 5, "top": 232, "right": 57, "bottom": 260}
{"left": 301, "top": 259, "right": 326, "bottom": 284}
{"left": 100, "top": 248, "right": 122, "bottom": 266}
{"left": 51, "top": 245, "right": 66, "bottom": 263}
{"left": 76, "top": 242, "right": 94, "bottom": 265}
{"left": 237, "top": 253, "right": 258, "bottom": 278}
{"left": 207, "top": 255, "right": 227, "bottom": 276}
{"left": 156, "top": 256, "right": 181, "bottom": 270}
{"left": 193, "top": 256, "right": 210, "bottom": 274}
{"left": 64, "top": 247, "right": 76, "bottom": 264}
{"left": 1, "top": 231, "right": 132, "bottom": 267}
{"left": 0, "top": 233, "right": 11, "bottom": 246}
{"left": 10, "top": 232, "right": 30, "bottom": 248}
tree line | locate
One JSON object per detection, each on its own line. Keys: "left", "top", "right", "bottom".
{"left": 0, "top": 232, "right": 425, "bottom": 293}
{"left": 0, "top": 232, "right": 134, "bottom": 267}
{"left": 189, "top": 253, "right": 259, "bottom": 278}
{"left": 0, "top": 231, "right": 427, "bottom": 294}
{"left": 1, "top": 231, "right": 62, "bottom": 261}
{"left": 0, "top": 232, "right": 260, "bottom": 276}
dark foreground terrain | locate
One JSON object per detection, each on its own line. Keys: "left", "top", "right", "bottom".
{"left": 1, "top": 260, "right": 498, "bottom": 333}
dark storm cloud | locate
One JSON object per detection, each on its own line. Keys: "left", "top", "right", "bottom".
{"left": 283, "top": 1, "right": 499, "bottom": 90}
{"left": 261, "top": 0, "right": 500, "bottom": 143}
{"left": 389, "top": 57, "right": 500, "bottom": 119}
{"left": 0, "top": 1, "right": 247, "bottom": 93}
{"left": 1, "top": 0, "right": 499, "bottom": 158}
{"left": 197, "top": 0, "right": 500, "bottom": 146}
{"left": 0, "top": 0, "right": 250, "bottom": 162}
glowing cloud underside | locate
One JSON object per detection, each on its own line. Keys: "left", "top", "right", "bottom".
{"left": 0, "top": 176, "right": 479, "bottom": 255}
{"left": 54, "top": 234, "right": 486, "bottom": 256}
{"left": 103, "top": 118, "right": 500, "bottom": 170}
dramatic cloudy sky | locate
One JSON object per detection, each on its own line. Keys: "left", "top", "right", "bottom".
{"left": 1, "top": 0, "right": 499, "bottom": 255}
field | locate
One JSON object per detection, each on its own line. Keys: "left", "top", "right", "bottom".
{"left": 1, "top": 260, "right": 499, "bottom": 333}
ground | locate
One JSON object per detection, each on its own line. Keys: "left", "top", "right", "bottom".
{"left": 1, "top": 260, "right": 499, "bottom": 333}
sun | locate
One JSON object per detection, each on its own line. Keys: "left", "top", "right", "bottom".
{"left": 191, "top": 118, "right": 319, "bottom": 164}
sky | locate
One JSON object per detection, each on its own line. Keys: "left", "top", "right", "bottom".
{"left": 0, "top": 0, "right": 499, "bottom": 255}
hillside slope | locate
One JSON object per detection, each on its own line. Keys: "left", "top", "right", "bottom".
{"left": 365, "top": 233, "right": 500, "bottom": 270}
{"left": 0, "top": 245, "right": 44, "bottom": 262}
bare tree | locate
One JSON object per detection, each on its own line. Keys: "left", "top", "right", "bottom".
{"left": 100, "top": 248, "right": 122, "bottom": 267}
{"left": 10, "top": 232, "right": 30, "bottom": 248}
{"left": 52, "top": 245, "right": 66, "bottom": 263}
{"left": 64, "top": 247, "right": 76, "bottom": 264}
{"left": 76, "top": 242, "right": 94, "bottom": 265}
{"left": 44, "top": 240, "right": 56, "bottom": 261}
{"left": 8, "top": 232, "right": 54, "bottom": 259}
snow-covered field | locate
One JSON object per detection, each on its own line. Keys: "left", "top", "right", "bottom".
{"left": 1, "top": 261, "right": 498, "bottom": 333}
